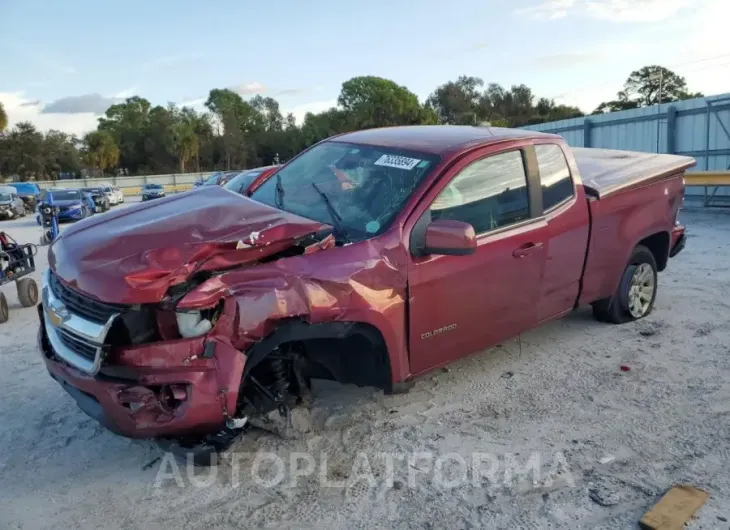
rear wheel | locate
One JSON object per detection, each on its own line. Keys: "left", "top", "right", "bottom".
{"left": 17, "top": 278, "right": 39, "bottom": 307}
{"left": 0, "top": 292, "right": 8, "bottom": 323}
{"left": 593, "top": 245, "right": 658, "bottom": 324}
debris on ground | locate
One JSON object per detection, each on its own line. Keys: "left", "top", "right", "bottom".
{"left": 620, "top": 365, "right": 631, "bottom": 372}
{"left": 589, "top": 480, "right": 621, "bottom": 507}
{"left": 639, "top": 485, "right": 709, "bottom": 530}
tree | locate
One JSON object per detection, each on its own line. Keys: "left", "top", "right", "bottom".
{"left": 168, "top": 107, "right": 200, "bottom": 173}
{"left": 0, "top": 122, "right": 46, "bottom": 179}
{"left": 338, "top": 76, "right": 436, "bottom": 129}
{"left": 98, "top": 96, "right": 152, "bottom": 173}
{"left": 426, "top": 76, "right": 486, "bottom": 124}
{"left": 81, "top": 130, "right": 120, "bottom": 175}
{"left": 0, "top": 102, "right": 7, "bottom": 133}
{"left": 205, "top": 89, "right": 258, "bottom": 169}
{"left": 594, "top": 66, "right": 703, "bottom": 114}
{"left": 44, "top": 130, "right": 82, "bottom": 178}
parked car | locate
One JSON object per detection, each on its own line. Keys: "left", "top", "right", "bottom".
{"left": 35, "top": 188, "right": 92, "bottom": 223}
{"left": 0, "top": 186, "right": 27, "bottom": 219}
{"left": 141, "top": 183, "right": 166, "bottom": 201}
{"left": 198, "top": 170, "right": 240, "bottom": 188}
{"left": 98, "top": 183, "right": 122, "bottom": 206}
{"left": 80, "top": 188, "right": 111, "bottom": 212}
{"left": 7, "top": 182, "right": 41, "bottom": 213}
{"left": 223, "top": 165, "right": 281, "bottom": 196}
{"left": 37, "top": 126, "right": 692, "bottom": 462}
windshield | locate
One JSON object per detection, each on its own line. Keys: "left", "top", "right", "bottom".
{"left": 0, "top": 193, "right": 12, "bottom": 202}
{"left": 9, "top": 183, "right": 38, "bottom": 194}
{"left": 250, "top": 141, "right": 438, "bottom": 240}
{"left": 50, "top": 190, "right": 81, "bottom": 201}
{"left": 202, "top": 172, "right": 222, "bottom": 186}
{"left": 82, "top": 188, "right": 100, "bottom": 193}
{"left": 224, "top": 169, "right": 264, "bottom": 194}
{"left": 145, "top": 184, "right": 163, "bottom": 190}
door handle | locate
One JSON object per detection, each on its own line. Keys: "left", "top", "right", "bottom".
{"left": 512, "top": 242, "right": 544, "bottom": 258}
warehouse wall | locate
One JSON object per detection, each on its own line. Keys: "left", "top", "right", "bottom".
{"left": 522, "top": 93, "right": 730, "bottom": 198}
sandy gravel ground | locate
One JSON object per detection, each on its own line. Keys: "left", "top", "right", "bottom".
{"left": 1, "top": 203, "right": 729, "bottom": 529}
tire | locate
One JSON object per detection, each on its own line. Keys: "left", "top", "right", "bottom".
{"left": 592, "top": 245, "right": 658, "bottom": 324}
{"left": 19, "top": 207, "right": 26, "bottom": 217}
{"left": 0, "top": 292, "right": 8, "bottom": 323}
{"left": 17, "top": 278, "right": 39, "bottom": 307}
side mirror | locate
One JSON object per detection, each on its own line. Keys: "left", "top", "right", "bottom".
{"left": 423, "top": 219, "right": 476, "bottom": 256}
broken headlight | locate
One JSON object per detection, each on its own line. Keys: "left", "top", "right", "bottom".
{"left": 175, "top": 310, "right": 213, "bottom": 338}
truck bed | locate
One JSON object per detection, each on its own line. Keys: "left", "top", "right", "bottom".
{"left": 572, "top": 148, "right": 695, "bottom": 199}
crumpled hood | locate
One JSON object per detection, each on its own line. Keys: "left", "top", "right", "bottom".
{"left": 49, "top": 186, "right": 327, "bottom": 304}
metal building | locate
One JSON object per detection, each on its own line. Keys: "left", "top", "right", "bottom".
{"left": 522, "top": 93, "right": 730, "bottom": 198}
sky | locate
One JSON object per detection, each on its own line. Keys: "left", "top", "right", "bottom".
{"left": 1, "top": 0, "right": 729, "bottom": 136}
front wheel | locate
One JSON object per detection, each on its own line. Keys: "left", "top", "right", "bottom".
{"left": 592, "top": 245, "right": 658, "bottom": 324}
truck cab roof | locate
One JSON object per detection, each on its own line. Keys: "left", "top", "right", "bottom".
{"left": 331, "top": 125, "right": 561, "bottom": 156}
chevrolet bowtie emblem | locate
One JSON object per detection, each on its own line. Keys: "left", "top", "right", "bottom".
{"left": 47, "top": 299, "right": 69, "bottom": 328}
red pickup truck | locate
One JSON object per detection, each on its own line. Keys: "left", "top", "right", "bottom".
{"left": 38, "top": 126, "right": 692, "bottom": 459}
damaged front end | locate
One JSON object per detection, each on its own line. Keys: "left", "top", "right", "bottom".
{"left": 39, "top": 188, "right": 405, "bottom": 462}
{"left": 40, "top": 234, "right": 336, "bottom": 461}
{"left": 38, "top": 268, "right": 248, "bottom": 445}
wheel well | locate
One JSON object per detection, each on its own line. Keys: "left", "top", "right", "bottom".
{"left": 243, "top": 320, "right": 393, "bottom": 393}
{"left": 638, "top": 232, "right": 670, "bottom": 271}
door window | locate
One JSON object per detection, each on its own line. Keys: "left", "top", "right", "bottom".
{"left": 430, "top": 150, "right": 530, "bottom": 234}
{"left": 535, "top": 144, "right": 574, "bottom": 211}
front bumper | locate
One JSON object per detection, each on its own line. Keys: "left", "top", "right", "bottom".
{"left": 58, "top": 207, "right": 85, "bottom": 221}
{"left": 38, "top": 270, "right": 246, "bottom": 439}
{"left": 669, "top": 225, "right": 686, "bottom": 258}
{"left": 142, "top": 194, "right": 164, "bottom": 201}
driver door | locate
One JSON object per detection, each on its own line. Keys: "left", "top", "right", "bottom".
{"left": 407, "top": 146, "right": 547, "bottom": 375}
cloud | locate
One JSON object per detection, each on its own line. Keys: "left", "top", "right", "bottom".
{"left": 531, "top": 52, "right": 601, "bottom": 68}
{"left": 286, "top": 99, "right": 338, "bottom": 124}
{"left": 275, "top": 88, "right": 309, "bottom": 96}
{"left": 0, "top": 92, "right": 98, "bottom": 136}
{"left": 42, "top": 93, "right": 121, "bottom": 115}
{"left": 231, "top": 82, "right": 267, "bottom": 95}
{"left": 178, "top": 97, "right": 207, "bottom": 108}
{"left": 19, "top": 100, "right": 42, "bottom": 108}
{"left": 113, "top": 86, "right": 140, "bottom": 99}
{"left": 471, "top": 42, "right": 490, "bottom": 50}
{"left": 518, "top": 0, "right": 695, "bottom": 22}
{"left": 141, "top": 52, "right": 204, "bottom": 71}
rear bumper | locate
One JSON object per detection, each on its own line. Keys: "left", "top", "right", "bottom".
{"left": 669, "top": 225, "right": 686, "bottom": 258}
{"left": 38, "top": 303, "right": 246, "bottom": 440}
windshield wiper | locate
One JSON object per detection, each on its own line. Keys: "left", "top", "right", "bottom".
{"left": 311, "top": 182, "right": 350, "bottom": 243}
{"left": 275, "top": 174, "right": 285, "bottom": 208}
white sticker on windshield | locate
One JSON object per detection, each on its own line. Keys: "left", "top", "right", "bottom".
{"left": 374, "top": 154, "right": 422, "bottom": 170}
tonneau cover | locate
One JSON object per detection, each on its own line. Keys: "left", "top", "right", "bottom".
{"left": 572, "top": 147, "right": 695, "bottom": 199}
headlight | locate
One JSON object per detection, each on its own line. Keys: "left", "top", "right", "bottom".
{"left": 175, "top": 311, "right": 212, "bottom": 338}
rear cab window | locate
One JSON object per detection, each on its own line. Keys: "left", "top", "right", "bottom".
{"left": 534, "top": 144, "right": 574, "bottom": 211}
{"left": 430, "top": 150, "right": 530, "bottom": 234}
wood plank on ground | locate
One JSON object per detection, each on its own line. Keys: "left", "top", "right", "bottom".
{"left": 639, "top": 485, "right": 709, "bottom": 530}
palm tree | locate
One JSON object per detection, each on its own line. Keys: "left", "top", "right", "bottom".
{"left": 82, "top": 130, "right": 120, "bottom": 175}
{"left": 170, "top": 117, "right": 199, "bottom": 173}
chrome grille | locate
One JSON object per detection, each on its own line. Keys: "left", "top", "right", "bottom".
{"left": 57, "top": 328, "right": 98, "bottom": 361}
{"left": 49, "top": 271, "right": 127, "bottom": 324}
